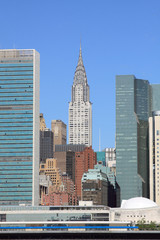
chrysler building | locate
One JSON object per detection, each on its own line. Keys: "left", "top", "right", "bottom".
{"left": 69, "top": 44, "right": 92, "bottom": 146}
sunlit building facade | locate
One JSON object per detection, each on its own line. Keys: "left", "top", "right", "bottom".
{"left": 69, "top": 45, "right": 92, "bottom": 146}
{"left": 149, "top": 111, "right": 160, "bottom": 205}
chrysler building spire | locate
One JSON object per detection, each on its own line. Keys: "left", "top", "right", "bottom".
{"left": 77, "top": 41, "right": 83, "bottom": 67}
{"left": 69, "top": 45, "right": 92, "bottom": 146}
{"left": 72, "top": 45, "right": 89, "bottom": 103}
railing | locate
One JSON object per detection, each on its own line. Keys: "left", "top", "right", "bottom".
{"left": 0, "top": 225, "right": 138, "bottom": 230}
{"left": 0, "top": 221, "right": 138, "bottom": 232}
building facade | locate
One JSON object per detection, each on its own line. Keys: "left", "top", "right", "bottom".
{"left": 41, "top": 173, "right": 78, "bottom": 206}
{"left": 94, "top": 163, "right": 116, "bottom": 207}
{"left": 0, "top": 49, "right": 40, "bottom": 206}
{"left": 116, "top": 75, "right": 160, "bottom": 206}
{"left": 105, "top": 148, "right": 116, "bottom": 174}
{"left": 116, "top": 75, "right": 150, "bottom": 205}
{"left": 39, "top": 175, "right": 52, "bottom": 204}
{"left": 39, "top": 158, "right": 62, "bottom": 186}
{"left": 51, "top": 120, "right": 66, "bottom": 151}
{"left": 40, "top": 128, "right": 53, "bottom": 163}
{"left": 54, "top": 144, "right": 86, "bottom": 182}
{"left": 40, "top": 113, "right": 46, "bottom": 131}
{"left": 82, "top": 169, "right": 108, "bottom": 206}
{"left": 96, "top": 151, "right": 106, "bottom": 166}
{"left": 69, "top": 45, "right": 92, "bottom": 146}
{"left": 75, "top": 146, "right": 97, "bottom": 198}
{"left": 55, "top": 144, "right": 87, "bottom": 183}
{"left": 149, "top": 111, "right": 160, "bottom": 205}
{"left": 55, "top": 144, "right": 86, "bottom": 153}
{"left": 66, "top": 151, "right": 75, "bottom": 183}
{"left": 54, "top": 151, "right": 67, "bottom": 173}
{"left": 54, "top": 150, "right": 76, "bottom": 182}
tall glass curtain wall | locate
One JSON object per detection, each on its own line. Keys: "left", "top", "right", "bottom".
{"left": 116, "top": 75, "right": 150, "bottom": 205}
{"left": 0, "top": 61, "right": 33, "bottom": 205}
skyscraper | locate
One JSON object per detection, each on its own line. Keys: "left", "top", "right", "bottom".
{"left": 116, "top": 75, "right": 150, "bottom": 205}
{"left": 69, "top": 44, "right": 92, "bottom": 146}
{"left": 51, "top": 120, "right": 66, "bottom": 151}
{"left": 149, "top": 84, "right": 160, "bottom": 205}
{"left": 0, "top": 49, "right": 40, "bottom": 206}
{"left": 149, "top": 111, "right": 160, "bottom": 205}
{"left": 40, "top": 128, "right": 53, "bottom": 163}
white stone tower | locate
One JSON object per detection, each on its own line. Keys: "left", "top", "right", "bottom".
{"left": 69, "top": 44, "right": 92, "bottom": 146}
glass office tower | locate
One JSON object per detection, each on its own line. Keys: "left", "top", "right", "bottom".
{"left": 151, "top": 84, "right": 160, "bottom": 111}
{"left": 116, "top": 75, "right": 150, "bottom": 206}
{"left": 0, "top": 50, "right": 40, "bottom": 206}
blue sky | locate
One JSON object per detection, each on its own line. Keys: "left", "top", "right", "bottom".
{"left": 1, "top": 0, "right": 160, "bottom": 151}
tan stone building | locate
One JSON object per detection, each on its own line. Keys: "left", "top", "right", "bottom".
{"left": 40, "top": 113, "right": 46, "bottom": 131}
{"left": 39, "top": 158, "right": 62, "bottom": 186}
{"left": 54, "top": 151, "right": 66, "bottom": 174}
{"left": 51, "top": 120, "right": 67, "bottom": 150}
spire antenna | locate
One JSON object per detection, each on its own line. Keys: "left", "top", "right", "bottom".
{"left": 79, "top": 38, "right": 82, "bottom": 58}
{"left": 80, "top": 37, "right": 81, "bottom": 51}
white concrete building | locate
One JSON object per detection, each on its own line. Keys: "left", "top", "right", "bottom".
{"left": 69, "top": 45, "right": 92, "bottom": 146}
{"left": 110, "top": 197, "right": 160, "bottom": 224}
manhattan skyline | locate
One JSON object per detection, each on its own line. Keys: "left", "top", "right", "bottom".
{"left": 1, "top": 0, "right": 160, "bottom": 150}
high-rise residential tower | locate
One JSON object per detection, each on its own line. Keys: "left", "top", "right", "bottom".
{"left": 0, "top": 49, "right": 40, "bottom": 206}
{"left": 69, "top": 45, "right": 92, "bottom": 146}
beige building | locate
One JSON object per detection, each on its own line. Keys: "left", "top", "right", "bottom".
{"left": 149, "top": 111, "right": 160, "bottom": 206}
{"left": 39, "top": 158, "right": 62, "bottom": 186}
{"left": 40, "top": 113, "right": 46, "bottom": 131}
{"left": 54, "top": 151, "right": 66, "bottom": 173}
{"left": 51, "top": 120, "right": 67, "bottom": 150}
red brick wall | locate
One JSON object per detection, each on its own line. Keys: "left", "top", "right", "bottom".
{"left": 75, "top": 146, "right": 97, "bottom": 198}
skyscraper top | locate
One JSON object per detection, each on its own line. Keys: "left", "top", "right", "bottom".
{"left": 73, "top": 44, "right": 88, "bottom": 86}
{"left": 77, "top": 41, "right": 83, "bottom": 66}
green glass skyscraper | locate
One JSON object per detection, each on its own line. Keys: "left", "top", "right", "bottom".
{"left": 0, "top": 50, "right": 40, "bottom": 206}
{"left": 116, "top": 75, "right": 150, "bottom": 205}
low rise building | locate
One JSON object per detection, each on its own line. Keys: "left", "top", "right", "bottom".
{"left": 110, "top": 197, "right": 160, "bottom": 224}
{"left": 1, "top": 197, "right": 160, "bottom": 227}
